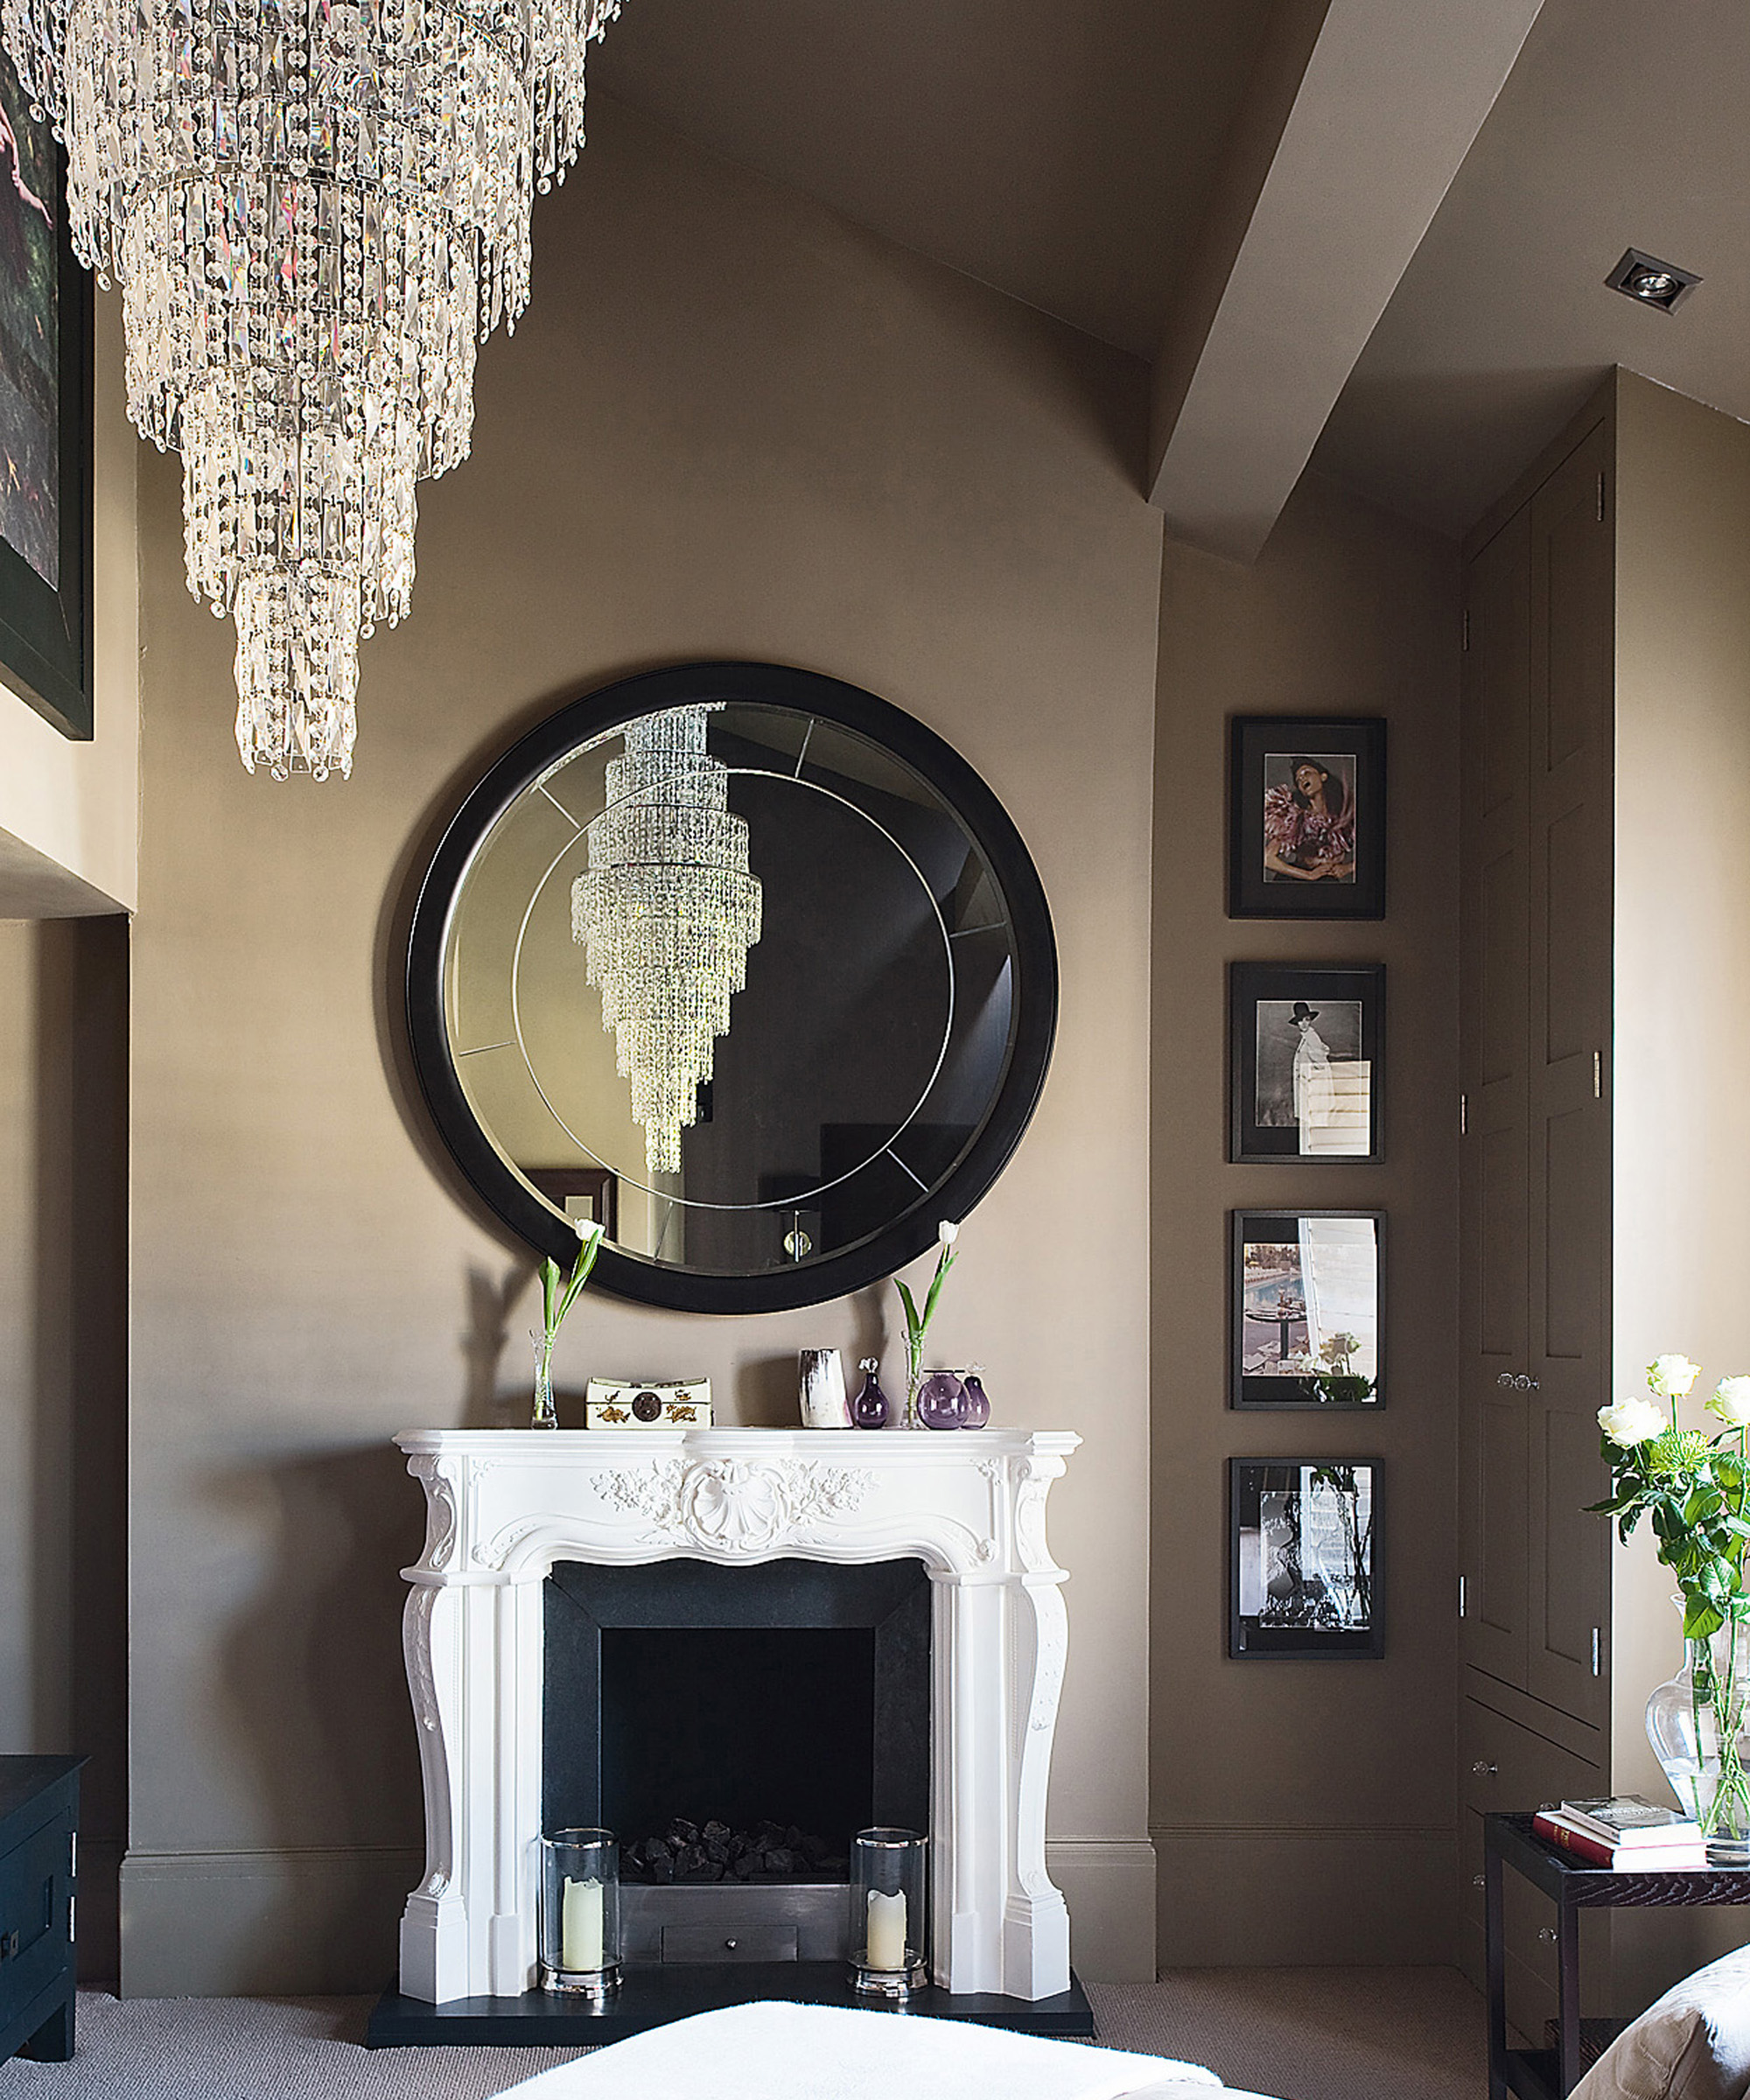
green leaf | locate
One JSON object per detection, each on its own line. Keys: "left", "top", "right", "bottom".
{"left": 1685, "top": 1600, "right": 1726, "bottom": 1642}
{"left": 895, "top": 1278, "right": 920, "bottom": 1343}
{"left": 920, "top": 1248, "right": 956, "bottom": 1332}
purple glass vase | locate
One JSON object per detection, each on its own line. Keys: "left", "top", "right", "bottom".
{"left": 960, "top": 1371, "right": 990, "bottom": 1430}
{"left": 916, "top": 1370, "right": 968, "bottom": 1431}
{"left": 850, "top": 1359, "right": 890, "bottom": 1431}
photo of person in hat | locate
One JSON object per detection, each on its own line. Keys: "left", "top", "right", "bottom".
{"left": 1254, "top": 998, "right": 1363, "bottom": 1130}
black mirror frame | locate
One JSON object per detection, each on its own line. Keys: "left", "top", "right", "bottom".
{"left": 404, "top": 661, "right": 1060, "bottom": 1313}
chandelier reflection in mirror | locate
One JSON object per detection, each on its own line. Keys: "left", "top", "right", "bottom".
{"left": 573, "top": 706, "right": 762, "bottom": 1176}
{"left": 1, "top": 0, "right": 620, "bottom": 778}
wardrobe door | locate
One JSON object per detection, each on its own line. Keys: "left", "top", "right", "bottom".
{"left": 1460, "top": 504, "right": 1532, "bottom": 1690}
{"left": 1524, "top": 425, "right": 1613, "bottom": 1728}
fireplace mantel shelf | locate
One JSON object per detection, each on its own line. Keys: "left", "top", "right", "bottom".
{"left": 397, "top": 1427, "right": 1079, "bottom": 1585}
{"left": 394, "top": 1426, "right": 1080, "bottom": 2007}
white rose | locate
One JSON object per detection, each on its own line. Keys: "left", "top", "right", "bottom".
{"left": 1711, "top": 1377, "right": 1750, "bottom": 1428}
{"left": 1599, "top": 1396, "right": 1666, "bottom": 1447}
{"left": 1649, "top": 1354, "right": 1702, "bottom": 1399}
{"left": 937, "top": 1221, "right": 960, "bottom": 1247}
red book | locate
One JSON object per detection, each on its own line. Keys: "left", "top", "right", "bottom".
{"left": 1533, "top": 1811, "right": 1706, "bottom": 1870}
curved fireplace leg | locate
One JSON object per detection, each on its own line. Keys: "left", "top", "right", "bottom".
{"left": 934, "top": 1560, "right": 1071, "bottom": 2003}
{"left": 1004, "top": 1572, "right": 1071, "bottom": 1998}
{"left": 397, "top": 1583, "right": 469, "bottom": 2002}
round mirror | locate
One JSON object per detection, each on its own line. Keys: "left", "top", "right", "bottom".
{"left": 405, "top": 662, "right": 1058, "bottom": 1312}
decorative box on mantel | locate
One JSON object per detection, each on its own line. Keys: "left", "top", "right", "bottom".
{"left": 395, "top": 1428, "right": 1079, "bottom": 2006}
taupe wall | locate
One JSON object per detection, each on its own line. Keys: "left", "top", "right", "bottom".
{"left": 122, "top": 98, "right": 1164, "bottom": 1993}
{"left": 1607, "top": 373, "right": 1750, "bottom": 1996}
{"left": 1150, "top": 471, "right": 1462, "bottom": 1964}
{"left": 0, "top": 915, "right": 130, "bottom": 1975}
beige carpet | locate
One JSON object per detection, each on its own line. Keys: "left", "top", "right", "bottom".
{"left": 0, "top": 1970, "right": 1488, "bottom": 2099}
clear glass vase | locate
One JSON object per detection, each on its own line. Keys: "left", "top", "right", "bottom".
{"left": 1646, "top": 1614, "right": 1750, "bottom": 1864}
{"left": 531, "top": 1335, "right": 558, "bottom": 1432}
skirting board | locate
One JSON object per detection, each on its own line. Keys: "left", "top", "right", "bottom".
{"left": 118, "top": 1840, "right": 1158, "bottom": 1998}
{"left": 119, "top": 1848, "right": 424, "bottom": 1998}
{"left": 1152, "top": 1828, "right": 1456, "bottom": 1967}
{"left": 1048, "top": 1840, "right": 1158, "bottom": 1984}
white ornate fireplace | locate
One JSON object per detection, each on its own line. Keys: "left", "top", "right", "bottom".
{"left": 395, "top": 1427, "right": 1079, "bottom": 2003}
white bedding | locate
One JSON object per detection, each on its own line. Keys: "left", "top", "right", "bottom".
{"left": 490, "top": 1999, "right": 1264, "bottom": 2100}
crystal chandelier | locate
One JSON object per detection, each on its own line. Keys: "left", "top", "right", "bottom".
{"left": 573, "top": 706, "right": 762, "bottom": 1176}
{"left": 2, "top": 0, "right": 620, "bottom": 778}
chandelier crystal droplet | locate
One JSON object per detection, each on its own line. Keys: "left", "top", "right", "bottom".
{"left": 2, "top": 0, "right": 620, "bottom": 777}
{"left": 573, "top": 706, "right": 762, "bottom": 1176}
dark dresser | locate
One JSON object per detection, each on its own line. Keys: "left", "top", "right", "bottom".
{"left": 0, "top": 1756, "right": 82, "bottom": 2064}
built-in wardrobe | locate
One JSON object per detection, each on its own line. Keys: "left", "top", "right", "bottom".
{"left": 1458, "top": 368, "right": 1750, "bottom": 2017}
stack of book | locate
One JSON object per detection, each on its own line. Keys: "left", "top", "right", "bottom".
{"left": 1532, "top": 1796, "right": 1706, "bottom": 1869}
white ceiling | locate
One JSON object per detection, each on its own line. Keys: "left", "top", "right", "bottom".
{"left": 592, "top": 0, "right": 1271, "bottom": 360}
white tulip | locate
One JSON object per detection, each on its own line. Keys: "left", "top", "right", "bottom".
{"left": 1599, "top": 1396, "right": 1666, "bottom": 1447}
{"left": 937, "top": 1221, "right": 960, "bottom": 1247}
{"left": 1649, "top": 1354, "right": 1702, "bottom": 1399}
{"left": 576, "top": 1216, "right": 606, "bottom": 1247}
{"left": 1711, "top": 1377, "right": 1750, "bottom": 1428}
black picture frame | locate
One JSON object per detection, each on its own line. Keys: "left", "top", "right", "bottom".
{"left": 1231, "top": 1210, "right": 1383, "bottom": 1409}
{"left": 1228, "top": 1458, "right": 1382, "bottom": 1660}
{"left": 0, "top": 58, "right": 94, "bottom": 740}
{"left": 1229, "top": 718, "right": 1385, "bottom": 920}
{"left": 404, "top": 660, "right": 1060, "bottom": 1316}
{"left": 1229, "top": 962, "right": 1384, "bottom": 1164}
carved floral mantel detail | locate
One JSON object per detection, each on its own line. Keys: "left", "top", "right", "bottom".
{"left": 394, "top": 1427, "right": 1078, "bottom": 2008}
{"left": 597, "top": 1456, "right": 873, "bottom": 1554}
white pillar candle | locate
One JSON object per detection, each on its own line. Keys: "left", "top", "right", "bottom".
{"left": 562, "top": 1875, "right": 606, "bottom": 1971}
{"left": 866, "top": 1887, "right": 907, "bottom": 1972}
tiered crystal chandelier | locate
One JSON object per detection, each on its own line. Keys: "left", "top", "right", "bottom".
{"left": 573, "top": 706, "right": 762, "bottom": 1176}
{"left": 2, "top": 0, "right": 620, "bottom": 777}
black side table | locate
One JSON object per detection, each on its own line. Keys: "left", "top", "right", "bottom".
{"left": 1486, "top": 1810, "right": 1750, "bottom": 2100}
{"left": 0, "top": 1756, "right": 82, "bottom": 2065}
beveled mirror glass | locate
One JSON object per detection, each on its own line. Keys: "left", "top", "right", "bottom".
{"left": 405, "top": 662, "right": 1058, "bottom": 1312}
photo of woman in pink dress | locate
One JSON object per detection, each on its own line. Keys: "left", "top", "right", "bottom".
{"left": 1262, "top": 754, "right": 1356, "bottom": 885}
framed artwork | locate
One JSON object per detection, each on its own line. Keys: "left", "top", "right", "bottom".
{"left": 524, "top": 1166, "right": 620, "bottom": 1243}
{"left": 1228, "top": 1458, "right": 1382, "bottom": 1660}
{"left": 1229, "top": 962, "right": 1383, "bottom": 1163}
{"left": 1229, "top": 718, "right": 1385, "bottom": 920}
{"left": 0, "top": 53, "right": 93, "bottom": 739}
{"left": 1231, "top": 1210, "right": 1382, "bottom": 1408}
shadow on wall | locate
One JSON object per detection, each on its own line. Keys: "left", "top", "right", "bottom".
{"left": 465, "top": 1256, "right": 539, "bottom": 1426}
{"left": 215, "top": 1441, "right": 426, "bottom": 1867}
{"left": 732, "top": 1284, "right": 892, "bottom": 1426}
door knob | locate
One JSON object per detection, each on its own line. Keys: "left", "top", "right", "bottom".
{"left": 1538, "top": 1927, "right": 1558, "bottom": 1944}
{"left": 1472, "top": 1760, "right": 1498, "bottom": 1776}
{"left": 1497, "top": 1372, "right": 1515, "bottom": 1387}
{"left": 1473, "top": 1873, "right": 1486, "bottom": 1888}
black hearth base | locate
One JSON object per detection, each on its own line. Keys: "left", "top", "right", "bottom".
{"left": 365, "top": 1961, "right": 1096, "bottom": 2048}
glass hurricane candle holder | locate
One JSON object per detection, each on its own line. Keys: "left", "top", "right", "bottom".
{"left": 539, "top": 1828, "right": 621, "bottom": 1998}
{"left": 850, "top": 1827, "right": 928, "bottom": 1998}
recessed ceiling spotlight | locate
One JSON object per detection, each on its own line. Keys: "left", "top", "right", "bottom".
{"left": 1606, "top": 248, "right": 1702, "bottom": 312}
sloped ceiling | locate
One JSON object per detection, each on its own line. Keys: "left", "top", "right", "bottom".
{"left": 592, "top": 0, "right": 1272, "bottom": 360}
{"left": 1313, "top": 0, "right": 1750, "bottom": 536}
{"left": 597, "top": 0, "right": 1746, "bottom": 551}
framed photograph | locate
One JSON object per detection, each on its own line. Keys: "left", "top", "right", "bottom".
{"left": 0, "top": 54, "right": 94, "bottom": 739}
{"left": 1229, "top": 718, "right": 1385, "bottom": 920}
{"left": 525, "top": 1166, "right": 619, "bottom": 1242}
{"left": 1232, "top": 1210, "right": 1382, "bottom": 1408}
{"left": 1229, "top": 962, "right": 1383, "bottom": 1163}
{"left": 1228, "top": 1458, "right": 1382, "bottom": 1660}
